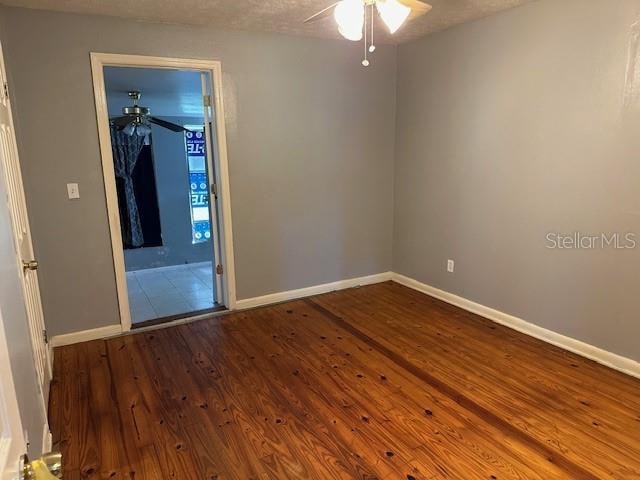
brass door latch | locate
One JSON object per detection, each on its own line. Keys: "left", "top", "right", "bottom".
{"left": 20, "top": 452, "right": 62, "bottom": 479}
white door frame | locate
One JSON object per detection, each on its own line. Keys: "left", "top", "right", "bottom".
{"left": 0, "top": 309, "right": 26, "bottom": 480}
{"left": 90, "top": 53, "right": 237, "bottom": 332}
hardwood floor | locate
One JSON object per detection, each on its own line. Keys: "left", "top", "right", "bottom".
{"left": 49, "top": 282, "right": 640, "bottom": 479}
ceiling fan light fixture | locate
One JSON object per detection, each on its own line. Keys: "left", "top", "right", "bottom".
{"left": 334, "top": 0, "right": 364, "bottom": 41}
{"left": 376, "top": 0, "right": 411, "bottom": 34}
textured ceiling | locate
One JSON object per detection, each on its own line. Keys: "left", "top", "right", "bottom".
{"left": 0, "top": 0, "right": 537, "bottom": 44}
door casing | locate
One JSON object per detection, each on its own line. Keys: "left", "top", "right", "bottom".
{"left": 90, "top": 53, "right": 237, "bottom": 332}
{"left": 0, "top": 309, "right": 26, "bottom": 480}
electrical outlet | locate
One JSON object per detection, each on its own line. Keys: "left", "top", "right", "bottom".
{"left": 447, "top": 259, "right": 455, "bottom": 273}
{"left": 67, "top": 183, "right": 80, "bottom": 199}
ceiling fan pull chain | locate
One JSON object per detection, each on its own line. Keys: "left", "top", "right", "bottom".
{"left": 369, "top": 3, "right": 376, "bottom": 53}
{"left": 362, "top": 2, "right": 369, "bottom": 66}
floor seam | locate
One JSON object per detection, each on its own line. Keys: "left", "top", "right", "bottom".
{"left": 304, "top": 297, "right": 599, "bottom": 480}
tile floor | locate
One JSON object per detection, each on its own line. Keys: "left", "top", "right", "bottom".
{"left": 126, "top": 262, "right": 216, "bottom": 324}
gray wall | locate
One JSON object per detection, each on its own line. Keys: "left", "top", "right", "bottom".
{"left": 6, "top": 0, "right": 637, "bottom": 364}
{"left": 394, "top": 0, "right": 640, "bottom": 361}
{"left": 1, "top": 7, "right": 396, "bottom": 336}
{"left": 0, "top": 16, "right": 47, "bottom": 454}
{"left": 122, "top": 117, "right": 213, "bottom": 270}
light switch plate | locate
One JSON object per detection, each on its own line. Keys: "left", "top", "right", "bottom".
{"left": 447, "top": 259, "right": 455, "bottom": 273}
{"left": 67, "top": 183, "right": 80, "bottom": 199}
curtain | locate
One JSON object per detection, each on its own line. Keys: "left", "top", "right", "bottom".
{"left": 110, "top": 127, "right": 146, "bottom": 247}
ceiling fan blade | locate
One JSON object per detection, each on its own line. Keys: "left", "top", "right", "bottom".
{"left": 304, "top": 2, "right": 339, "bottom": 24}
{"left": 110, "top": 116, "right": 133, "bottom": 128}
{"left": 398, "top": 0, "right": 432, "bottom": 20}
{"left": 148, "top": 117, "right": 188, "bottom": 132}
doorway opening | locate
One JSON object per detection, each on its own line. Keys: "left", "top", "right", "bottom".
{"left": 91, "top": 55, "right": 236, "bottom": 331}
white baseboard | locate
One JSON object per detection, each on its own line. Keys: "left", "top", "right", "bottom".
{"left": 236, "top": 272, "right": 394, "bottom": 310}
{"left": 392, "top": 273, "right": 640, "bottom": 380}
{"left": 48, "top": 273, "right": 393, "bottom": 345}
{"left": 50, "top": 324, "right": 122, "bottom": 348}
{"left": 48, "top": 272, "right": 638, "bottom": 381}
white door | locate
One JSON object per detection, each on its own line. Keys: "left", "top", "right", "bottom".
{"left": 0, "top": 43, "right": 51, "bottom": 403}
{"left": 0, "top": 309, "right": 27, "bottom": 480}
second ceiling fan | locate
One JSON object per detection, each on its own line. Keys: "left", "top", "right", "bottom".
{"left": 305, "top": 0, "right": 432, "bottom": 66}
{"left": 110, "top": 91, "right": 189, "bottom": 145}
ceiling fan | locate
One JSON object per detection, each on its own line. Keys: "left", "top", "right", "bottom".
{"left": 110, "top": 91, "right": 189, "bottom": 145}
{"left": 305, "top": 0, "right": 432, "bottom": 66}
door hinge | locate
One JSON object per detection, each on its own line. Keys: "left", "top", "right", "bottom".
{"left": 42, "top": 329, "right": 48, "bottom": 345}
{"left": 3, "top": 82, "right": 8, "bottom": 100}
{"left": 210, "top": 183, "right": 218, "bottom": 198}
{"left": 216, "top": 264, "right": 224, "bottom": 275}
{"left": 203, "top": 94, "right": 212, "bottom": 107}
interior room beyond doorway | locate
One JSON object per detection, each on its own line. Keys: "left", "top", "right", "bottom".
{"left": 103, "top": 66, "right": 222, "bottom": 326}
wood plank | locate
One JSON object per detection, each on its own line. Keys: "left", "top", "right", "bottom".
{"left": 49, "top": 282, "right": 640, "bottom": 479}
{"left": 312, "top": 283, "right": 640, "bottom": 479}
